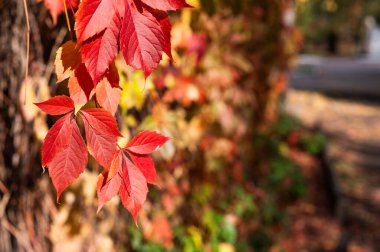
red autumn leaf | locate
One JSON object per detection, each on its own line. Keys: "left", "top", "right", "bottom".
{"left": 151, "top": 10, "right": 173, "bottom": 59}
{"left": 107, "top": 150, "right": 123, "bottom": 176}
{"left": 97, "top": 151, "right": 123, "bottom": 211}
{"left": 120, "top": 1, "right": 164, "bottom": 77}
{"left": 126, "top": 131, "right": 169, "bottom": 154}
{"left": 82, "top": 120, "right": 118, "bottom": 168}
{"left": 81, "top": 13, "right": 121, "bottom": 84}
{"left": 80, "top": 109, "right": 122, "bottom": 137}
{"left": 95, "top": 78, "right": 121, "bottom": 115}
{"left": 97, "top": 171, "right": 122, "bottom": 211}
{"left": 47, "top": 118, "right": 88, "bottom": 201}
{"left": 68, "top": 74, "right": 88, "bottom": 110}
{"left": 128, "top": 152, "right": 157, "bottom": 185}
{"left": 75, "top": 0, "right": 117, "bottom": 43}
{"left": 74, "top": 63, "right": 95, "bottom": 99}
{"left": 38, "top": 0, "right": 189, "bottom": 216}
{"left": 105, "top": 62, "right": 120, "bottom": 88}
{"left": 43, "top": 0, "right": 64, "bottom": 24}
{"left": 139, "top": 0, "right": 191, "bottom": 11}
{"left": 119, "top": 155, "right": 148, "bottom": 222}
{"left": 68, "top": 63, "right": 118, "bottom": 110}
{"left": 74, "top": 0, "right": 189, "bottom": 80}
{"left": 80, "top": 109, "right": 121, "bottom": 167}
{"left": 35, "top": 95, "right": 74, "bottom": 115}
{"left": 124, "top": 131, "right": 169, "bottom": 187}
{"left": 69, "top": 0, "right": 80, "bottom": 9}
{"left": 41, "top": 113, "right": 73, "bottom": 167}
{"left": 55, "top": 40, "right": 82, "bottom": 83}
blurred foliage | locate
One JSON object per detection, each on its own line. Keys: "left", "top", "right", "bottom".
{"left": 25, "top": 0, "right": 336, "bottom": 251}
{"left": 366, "top": 1, "right": 380, "bottom": 23}
{"left": 302, "top": 132, "right": 327, "bottom": 156}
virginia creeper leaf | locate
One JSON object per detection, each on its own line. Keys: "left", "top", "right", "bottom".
{"left": 105, "top": 62, "right": 120, "bottom": 88}
{"left": 95, "top": 78, "right": 121, "bottom": 115}
{"left": 96, "top": 151, "right": 123, "bottom": 211}
{"left": 108, "top": 150, "right": 123, "bottom": 177}
{"left": 68, "top": 74, "right": 89, "bottom": 111}
{"left": 74, "top": 63, "right": 95, "bottom": 99}
{"left": 139, "top": 0, "right": 191, "bottom": 11}
{"left": 35, "top": 95, "right": 74, "bottom": 116}
{"left": 151, "top": 9, "right": 173, "bottom": 59}
{"left": 120, "top": 1, "right": 164, "bottom": 77}
{"left": 81, "top": 12, "right": 121, "bottom": 84}
{"left": 126, "top": 131, "right": 169, "bottom": 154}
{"left": 41, "top": 113, "right": 73, "bottom": 167}
{"left": 80, "top": 109, "right": 121, "bottom": 167}
{"left": 68, "top": 63, "right": 116, "bottom": 110}
{"left": 75, "top": 0, "right": 117, "bottom": 43}
{"left": 128, "top": 152, "right": 157, "bottom": 185}
{"left": 119, "top": 155, "right": 148, "bottom": 223}
{"left": 40, "top": 0, "right": 189, "bottom": 215}
{"left": 55, "top": 40, "right": 82, "bottom": 83}
{"left": 82, "top": 121, "right": 118, "bottom": 168}
{"left": 81, "top": 109, "right": 122, "bottom": 137}
{"left": 47, "top": 118, "right": 88, "bottom": 201}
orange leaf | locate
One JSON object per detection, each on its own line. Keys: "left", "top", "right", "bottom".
{"left": 55, "top": 40, "right": 82, "bottom": 83}
{"left": 96, "top": 78, "right": 121, "bottom": 115}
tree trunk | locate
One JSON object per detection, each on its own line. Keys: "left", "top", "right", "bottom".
{"left": 0, "top": 1, "right": 56, "bottom": 251}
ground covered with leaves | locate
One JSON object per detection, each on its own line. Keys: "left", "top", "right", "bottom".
{"left": 285, "top": 89, "right": 380, "bottom": 252}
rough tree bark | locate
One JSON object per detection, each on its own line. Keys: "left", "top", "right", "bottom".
{"left": 0, "top": 0, "right": 58, "bottom": 251}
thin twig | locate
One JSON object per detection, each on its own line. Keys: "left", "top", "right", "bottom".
{"left": 25, "top": 207, "right": 44, "bottom": 252}
{"left": 22, "top": 0, "right": 30, "bottom": 105}
{"left": 63, "top": 0, "right": 73, "bottom": 40}
{"left": 0, "top": 181, "right": 10, "bottom": 217}
{"left": 0, "top": 218, "right": 33, "bottom": 252}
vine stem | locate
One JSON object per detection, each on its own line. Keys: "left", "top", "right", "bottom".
{"left": 63, "top": 0, "right": 73, "bottom": 40}
{"left": 22, "top": 0, "right": 30, "bottom": 105}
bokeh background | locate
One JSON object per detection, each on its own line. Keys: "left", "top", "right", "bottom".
{"left": 0, "top": 0, "right": 379, "bottom": 251}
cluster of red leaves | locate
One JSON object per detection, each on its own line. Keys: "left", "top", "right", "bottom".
{"left": 36, "top": 96, "right": 169, "bottom": 221}
{"left": 36, "top": 0, "right": 190, "bottom": 221}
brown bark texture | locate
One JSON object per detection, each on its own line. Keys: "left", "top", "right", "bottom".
{"left": 0, "top": 0, "right": 62, "bottom": 250}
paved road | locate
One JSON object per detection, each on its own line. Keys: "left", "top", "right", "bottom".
{"left": 290, "top": 55, "right": 380, "bottom": 98}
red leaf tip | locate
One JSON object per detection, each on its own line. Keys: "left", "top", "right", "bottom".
{"left": 35, "top": 95, "right": 74, "bottom": 116}
{"left": 126, "top": 131, "right": 170, "bottom": 155}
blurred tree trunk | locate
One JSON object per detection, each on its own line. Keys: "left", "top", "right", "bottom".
{"left": 0, "top": 1, "right": 53, "bottom": 251}
{"left": 251, "top": 0, "right": 285, "bottom": 130}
